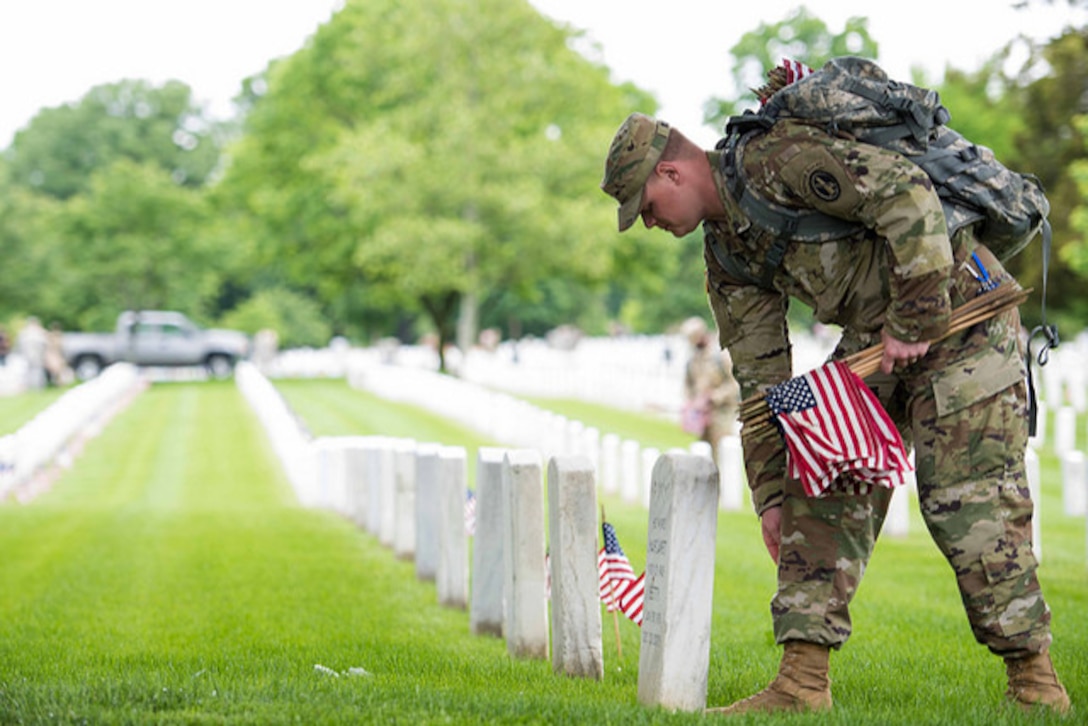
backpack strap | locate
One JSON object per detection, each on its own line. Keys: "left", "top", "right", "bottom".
{"left": 836, "top": 75, "right": 948, "bottom": 144}
{"left": 704, "top": 225, "right": 766, "bottom": 288}
{"left": 1026, "top": 218, "right": 1059, "bottom": 437}
{"left": 719, "top": 122, "right": 861, "bottom": 243}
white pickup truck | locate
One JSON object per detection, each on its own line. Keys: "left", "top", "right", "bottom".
{"left": 62, "top": 311, "right": 250, "bottom": 381}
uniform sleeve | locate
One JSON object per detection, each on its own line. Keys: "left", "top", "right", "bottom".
{"left": 704, "top": 241, "right": 791, "bottom": 515}
{"left": 767, "top": 127, "right": 954, "bottom": 342}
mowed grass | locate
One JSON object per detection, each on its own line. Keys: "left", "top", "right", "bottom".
{"left": 0, "top": 378, "right": 1084, "bottom": 724}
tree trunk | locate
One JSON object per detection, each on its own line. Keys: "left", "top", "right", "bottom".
{"left": 457, "top": 288, "right": 479, "bottom": 355}
{"left": 421, "top": 290, "right": 460, "bottom": 374}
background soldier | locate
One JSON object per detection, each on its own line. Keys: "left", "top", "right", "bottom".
{"left": 679, "top": 315, "right": 739, "bottom": 463}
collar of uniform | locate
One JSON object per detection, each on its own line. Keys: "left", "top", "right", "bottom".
{"left": 707, "top": 150, "right": 751, "bottom": 234}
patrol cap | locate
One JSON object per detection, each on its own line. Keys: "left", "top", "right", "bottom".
{"left": 601, "top": 113, "right": 671, "bottom": 232}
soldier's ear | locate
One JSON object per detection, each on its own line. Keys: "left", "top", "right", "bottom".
{"left": 655, "top": 161, "right": 682, "bottom": 185}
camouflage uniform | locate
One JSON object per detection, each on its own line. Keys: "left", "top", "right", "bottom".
{"left": 704, "top": 119, "right": 1051, "bottom": 657}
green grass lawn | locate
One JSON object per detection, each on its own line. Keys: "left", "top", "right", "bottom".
{"left": 0, "top": 379, "right": 1084, "bottom": 724}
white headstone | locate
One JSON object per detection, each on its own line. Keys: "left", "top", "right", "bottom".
{"left": 547, "top": 455, "right": 604, "bottom": 679}
{"left": 641, "top": 447, "right": 660, "bottom": 509}
{"left": 1055, "top": 406, "right": 1076, "bottom": 456}
{"left": 393, "top": 439, "right": 417, "bottom": 560}
{"left": 688, "top": 441, "right": 713, "bottom": 460}
{"left": 378, "top": 442, "right": 397, "bottom": 547}
{"left": 414, "top": 443, "right": 443, "bottom": 581}
{"left": 601, "top": 434, "right": 620, "bottom": 494}
{"left": 1069, "top": 364, "right": 1086, "bottom": 413}
{"left": 620, "top": 439, "right": 640, "bottom": 503}
{"left": 342, "top": 438, "right": 368, "bottom": 527}
{"left": 437, "top": 446, "right": 469, "bottom": 609}
{"left": 717, "top": 435, "right": 745, "bottom": 511}
{"left": 637, "top": 453, "right": 719, "bottom": 712}
{"left": 883, "top": 480, "right": 910, "bottom": 537}
{"left": 582, "top": 426, "right": 601, "bottom": 476}
{"left": 471, "top": 448, "right": 507, "bottom": 636}
{"left": 1060, "top": 450, "right": 1087, "bottom": 517}
{"left": 364, "top": 437, "right": 385, "bottom": 535}
{"left": 1026, "top": 446, "right": 1042, "bottom": 563}
{"left": 502, "top": 449, "right": 548, "bottom": 660}
{"left": 313, "top": 437, "right": 351, "bottom": 513}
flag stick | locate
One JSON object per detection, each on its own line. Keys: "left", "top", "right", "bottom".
{"left": 740, "top": 283, "right": 1030, "bottom": 435}
{"left": 612, "top": 605, "right": 623, "bottom": 660}
{"left": 600, "top": 504, "right": 623, "bottom": 660}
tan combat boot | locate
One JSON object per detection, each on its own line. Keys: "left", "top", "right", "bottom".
{"left": 707, "top": 641, "right": 832, "bottom": 716}
{"left": 1005, "top": 652, "right": 1071, "bottom": 715}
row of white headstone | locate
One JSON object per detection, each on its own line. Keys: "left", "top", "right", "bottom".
{"left": 237, "top": 360, "right": 721, "bottom": 710}
{"left": 345, "top": 360, "right": 751, "bottom": 512}
{"left": 354, "top": 357, "right": 1088, "bottom": 555}
{"left": 345, "top": 326, "right": 1079, "bottom": 417}
{"left": 0, "top": 363, "right": 146, "bottom": 503}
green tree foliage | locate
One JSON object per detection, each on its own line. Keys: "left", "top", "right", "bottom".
{"left": 217, "top": 0, "right": 662, "bottom": 368}
{"left": 218, "top": 287, "right": 332, "bottom": 349}
{"left": 1065, "top": 115, "right": 1088, "bottom": 275}
{"left": 704, "top": 6, "right": 879, "bottom": 126}
{"left": 0, "top": 160, "right": 64, "bottom": 323}
{"left": 4, "top": 80, "right": 222, "bottom": 200}
{"left": 56, "top": 160, "right": 218, "bottom": 330}
{"left": 998, "top": 28, "right": 1088, "bottom": 329}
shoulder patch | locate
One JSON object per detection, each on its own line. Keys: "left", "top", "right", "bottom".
{"left": 808, "top": 170, "right": 841, "bottom": 202}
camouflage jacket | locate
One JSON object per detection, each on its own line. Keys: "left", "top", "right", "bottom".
{"left": 703, "top": 120, "right": 962, "bottom": 514}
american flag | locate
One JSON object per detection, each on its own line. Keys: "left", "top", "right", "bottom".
{"left": 598, "top": 521, "right": 644, "bottom": 626}
{"left": 781, "top": 58, "right": 815, "bottom": 85}
{"left": 464, "top": 489, "right": 476, "bottom": 537}
{"left": 765, "top": 360, "right": 912, "bottom": 497}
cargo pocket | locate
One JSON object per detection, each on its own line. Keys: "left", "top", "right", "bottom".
{"left": 980, "top": 546, "right": 1043, "bottom": 639}
{"left": 931, "top": 357, "right": 1024, "bottom": 477}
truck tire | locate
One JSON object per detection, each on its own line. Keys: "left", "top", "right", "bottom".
{"left": 73, "top": 355, "right": 105, "bottom": 381}
{"left": 205, "top": 354, "right": 235, "bottom": 379}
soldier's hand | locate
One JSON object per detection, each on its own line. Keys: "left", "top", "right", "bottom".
{"left": 879, "top": 328, "right": 930, "bottom": 374}
{"left": 760, "top": 506, "right": 783, "bottom": 564}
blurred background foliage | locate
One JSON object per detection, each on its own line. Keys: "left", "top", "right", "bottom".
{"left": 1, "top": 0, "right": 1086, "bottom": 355}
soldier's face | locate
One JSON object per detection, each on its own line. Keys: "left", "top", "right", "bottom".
{"left": 639, "top": 166, "right": 702, "bottom": 237}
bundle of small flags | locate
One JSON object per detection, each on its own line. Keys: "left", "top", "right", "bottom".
{"left": 597, "top": 521, "right": 645, "bottom": 626}
{"left": 754, "top": 58, "right": 816, "bottom": 104}
{"left": 764, "top": 360, "right": 912, "bottom": 497}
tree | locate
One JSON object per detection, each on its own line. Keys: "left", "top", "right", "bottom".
{"left": 218, "top": 0, "right": 664, "bottom": 370}
{"left": 4, "top": 80, "right": 223, "bottom": 201}
{"left": 55, "top": 160, "right": 221, "bottom": 330}
{"left": 1001, "top": 28, "right": 1088, "bottom": 330}
{"left": 1067, "top": 116, "right": 1088, "bottom": 276}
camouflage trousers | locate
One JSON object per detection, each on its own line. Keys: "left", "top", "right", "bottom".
{"left": 772, "top": 304, "right": 1052, "bottom": 658}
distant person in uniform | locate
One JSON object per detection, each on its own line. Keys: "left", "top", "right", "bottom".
{"left": 44, "top": 321, "right": 72, "bottom": 386}
{"left": 17, "top": 316, "right": 47, "bottom": 390}
{"left": 679, "top": 315, "right": 739, "bottom": 462}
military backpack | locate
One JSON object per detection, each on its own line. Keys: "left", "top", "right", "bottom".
{"left": 714, "top": 56, "right": 1051, "bottom": 275}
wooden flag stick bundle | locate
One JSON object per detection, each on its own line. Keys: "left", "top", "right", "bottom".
{"left": 740, "top": 283, "right": 1031, "bottom": 435}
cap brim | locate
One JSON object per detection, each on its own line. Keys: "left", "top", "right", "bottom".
{"left": 617, "top": 189, "right": 643, "bottom": 232}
